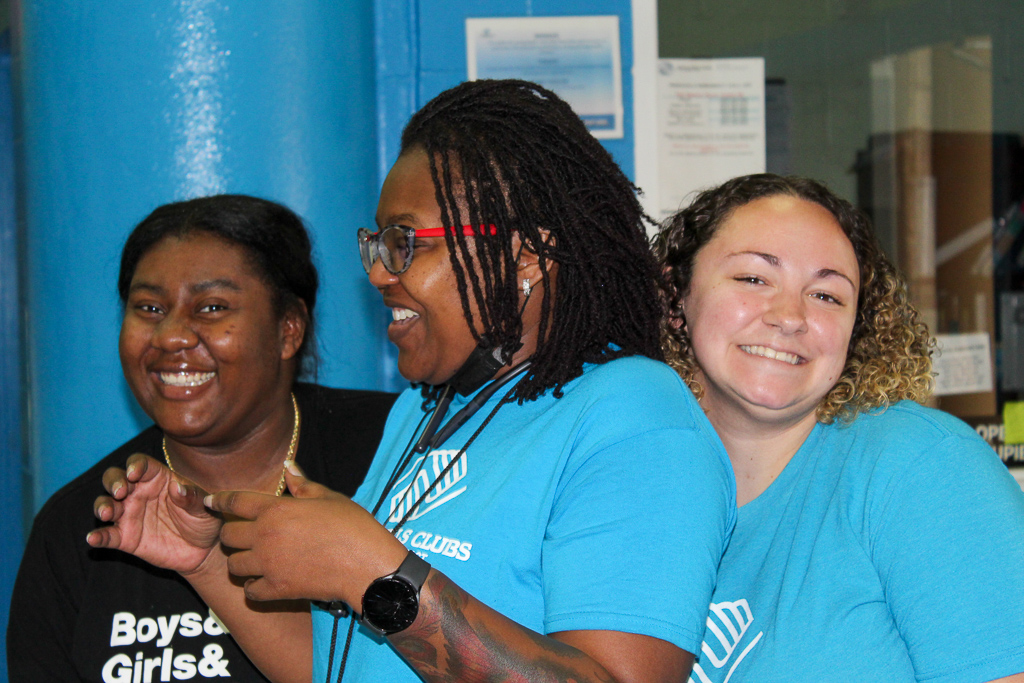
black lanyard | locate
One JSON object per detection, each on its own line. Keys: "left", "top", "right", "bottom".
{"left": 324, "top": 360, "right": 531, "bottom": 683}
{"left": 370, "top": 359, "right": 531, "bottom": 521}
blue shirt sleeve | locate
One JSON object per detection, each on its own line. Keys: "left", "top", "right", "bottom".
{"left": 541, "top": 371, "right": 735, "bottom": 654}
{"left": 868, "top": 432, "right": 1024, "bottom": 682}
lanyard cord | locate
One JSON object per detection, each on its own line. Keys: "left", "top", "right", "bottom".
{"left": 321, "top": 407, "right": 432, "bottom": 683}
{"left": 371, "top": 360, "right": 531, "bottom": 520}
{"left": 326, "top": 363, "right": 530, "bottom": 683}
{"left": 369, "top": 392, "right": 451, "bottom": 520}
{"left": 383, "top": 384, "right": 513, "bottom": 535}
{"left": 330, "top": 619, "right": 358, "bottom": 683}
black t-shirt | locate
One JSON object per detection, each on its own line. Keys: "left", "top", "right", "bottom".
{"left": 7, "top": 383, "right": 396, "bottom": 683}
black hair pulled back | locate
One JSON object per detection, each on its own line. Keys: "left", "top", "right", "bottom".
{"left": 118, "top": 194, "right": 319, "bottom": 377}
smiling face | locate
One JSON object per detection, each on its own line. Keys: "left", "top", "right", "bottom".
{"left": 369, "top": 148, "right": 485, "bottom": 386}
{"left": 682, "top": 194, "right": 860, "bottom": 432}
{"left": 119, "top": 232, "right": 303, "bottom": 446}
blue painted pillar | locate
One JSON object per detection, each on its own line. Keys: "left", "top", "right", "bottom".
{"left": 14, "top": 0, "right": 381, "bottom": 511}
{"left": 0, "top": 31, "right": 23, "bottom": 680}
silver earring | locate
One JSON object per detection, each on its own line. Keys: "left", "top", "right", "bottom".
{"left": 522, "top": 278, "right": 532, "bottom": 297}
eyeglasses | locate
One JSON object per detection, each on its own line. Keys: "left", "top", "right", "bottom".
{"left": 357, "top": 224, "right": 497, "bottom": 275}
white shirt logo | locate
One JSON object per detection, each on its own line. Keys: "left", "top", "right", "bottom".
{"left": 387, "top": 449, "right": 468, "bottom": 523}
{"left": 689, "top": 599, "right": 763, "bottom": 683}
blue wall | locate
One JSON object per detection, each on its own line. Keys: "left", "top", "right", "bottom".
{"left": 0, "top": 32, "right": 22, "bottom": 680}
{"left": 16, "top": 1, "right": 383, "bottom": 512}
{"left": 3, "top": 1, "right": 638, "bottom": 678}
{"left": 372, "top": 0, "right": 637, "bottom": 387}
{"left": 10, "top": 0, "right": 639, "bottom": 509}
{"left": 375, "top": 0, "right": 636, "bottom": 178}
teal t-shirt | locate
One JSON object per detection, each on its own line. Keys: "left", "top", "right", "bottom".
{"left": 312, "top": 356, "right": 736, "bottom": 682}
{"left": 690, "top": 401, "right": 1024, "bottom": 683}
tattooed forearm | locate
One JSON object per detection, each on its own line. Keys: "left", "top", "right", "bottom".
{"left": 390, "top": 570, "right": 617, "bottom": 683}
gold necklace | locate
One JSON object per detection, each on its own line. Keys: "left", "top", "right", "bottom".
{"left": 162, "top": 392, "right": 301, "bottom": 497}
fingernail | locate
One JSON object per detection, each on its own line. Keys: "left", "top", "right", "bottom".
{"left": 85, "top": 532, "right": 95, "bottom": 545}
{"left": 176, "top": 482, "right": 187, "bottom": 496}
{"left": 203, "top": 494, "right": 213, "bottom": 508}
{"left": 284, "top": 459, "right": 302, "bottom": 477}
{"left": 111, "top": 482, "right": 123, "bottom": 497}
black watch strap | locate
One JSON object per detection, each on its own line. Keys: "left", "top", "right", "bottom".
{"left": 393, "top": 550, "right": 431, "bottom": 589}
{"left": 360, "top": 551, "right": 431, "bottom": 636}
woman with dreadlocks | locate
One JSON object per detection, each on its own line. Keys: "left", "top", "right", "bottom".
{"left": 89, "top": 79, "right": 735, "bottom": 683}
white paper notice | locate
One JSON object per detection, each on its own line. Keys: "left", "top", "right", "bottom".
{"left": 933, "top": 332, "right": 995, "bottom": 396}
{"left": 466, "top": 16, "right": 623, "bottom": 139}
{"left": 656, "top": 58, "right": 766, "bottom": 219}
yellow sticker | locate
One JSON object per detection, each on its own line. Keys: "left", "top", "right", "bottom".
{"left": 1004, "top": 401, "right": 1024, "bottom": 444}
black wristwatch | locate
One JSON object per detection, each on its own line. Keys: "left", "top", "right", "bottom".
{"left": 360, "top": 551, "right": 431, "bottom": 636}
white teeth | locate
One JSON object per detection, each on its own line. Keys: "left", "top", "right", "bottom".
{"left": 740, "top": 345, "right": 801, "bottom": 365}
{"left": 392, "top": 308, "right": 419, "bottom": 322}
{"left": 160, "top": 371, "right": 215, "bottom": 387}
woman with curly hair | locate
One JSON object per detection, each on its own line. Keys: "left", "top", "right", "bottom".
{"left": 655, "top": 173, "right": 1024, "bottom": 683}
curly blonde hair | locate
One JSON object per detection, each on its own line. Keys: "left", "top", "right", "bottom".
{"left": 653, "top": 174, "right": 933, "bottom": 424}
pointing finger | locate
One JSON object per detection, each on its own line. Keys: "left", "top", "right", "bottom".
{"left": 204, "top": 490, "right": 277, "bottom": 520}
{"left": 284, "top": 461, "right": 345, "bottom": 501}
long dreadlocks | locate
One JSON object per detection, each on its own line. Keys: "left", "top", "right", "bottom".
{"left": 400, "top": 79, "right": 662, "bottom": 402}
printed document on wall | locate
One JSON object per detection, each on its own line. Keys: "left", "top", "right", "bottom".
{"left": 657, "top": 58, "right": 765, "bottom": 219}
{"left": 933, "top": 332, "right": 994, "bottom": 396}
{"left": 467, "top": 16, "right": 623, "bottom": 139}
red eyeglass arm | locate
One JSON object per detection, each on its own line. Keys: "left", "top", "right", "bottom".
{"left": 414, "top": 224, "right": 497, "bottom": 237}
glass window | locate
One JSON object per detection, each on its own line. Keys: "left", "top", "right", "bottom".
{"left": 659, "top": 0, "right": 1023, "bottom": 450}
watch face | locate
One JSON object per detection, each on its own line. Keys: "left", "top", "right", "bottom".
{"left": 362, "top": 577, "right": 419, "bottom": 635}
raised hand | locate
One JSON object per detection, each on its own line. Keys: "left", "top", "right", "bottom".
{"left": 208, "top": 462, "right": 407, "bottom": 606}
{"left": 87, "top": 452, "right": 222, "bottom": 574}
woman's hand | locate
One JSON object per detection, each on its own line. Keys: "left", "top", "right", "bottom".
{"left": 87, "top": 452, "right": 222, "bottom": 574}
{"left": 209, "top": 465, "right": 690, "bottom": 683}
{"left": 208, "top": 463, "right": 407, "bottom": 606}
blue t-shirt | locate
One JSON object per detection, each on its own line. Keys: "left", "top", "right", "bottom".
{"left": 690, "top": 401, "right": 1024, "bottom": 683}
{"left": 312, "top": 356, "right": 736, "bottom": 682}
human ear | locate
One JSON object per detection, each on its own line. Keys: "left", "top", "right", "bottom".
{"left": 279, "top": 300, "right": 309, "bottom": 361}
{"left": 514, "top": 229, "right": 555, "bottom": 289}
{"left": 660, "top": 266, "right": 688, "bottom": 331}
{"left": 667, "top": 297, "right": 687, "bottom": 332}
